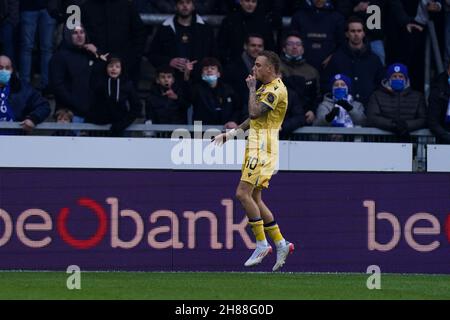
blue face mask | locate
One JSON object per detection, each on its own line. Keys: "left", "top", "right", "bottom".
{"left": 447, "top": 76, "right": 450, "bottom": 86}
{"left": 390, "top": 79, "right": 405, "bottom": 92}
{"left": 0, "top": 70, "right": 12, "bottom": 85}
{"left": 333, "top": 87, "right": 348, "bottom": 100}
{"left": 202, "top": 74, "right": 218, "bottom": 86}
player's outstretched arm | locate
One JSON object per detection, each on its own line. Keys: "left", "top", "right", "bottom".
{"left": 212, "top": 118, "right": 250, "bottom": 146}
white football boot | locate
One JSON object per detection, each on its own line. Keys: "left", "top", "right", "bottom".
{"left": 244, "top": 245, "right": 273, "bottom": 267}
{"left": 272, "top": 241, "right": 295, "bottom": 272}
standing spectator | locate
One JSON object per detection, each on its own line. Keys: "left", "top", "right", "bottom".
{"left": 49, "top": 25, "right": 104, "bottom": 124}
{"left": 223, "top": 34, "right": 264, "bottom": 111}
{"left": 290, "top": 0, "right": 345, "bottom": 72}
{"left": 280, "top": 31, "right": 321, "bottom": 125}
{"left": 325, "top": 16, "right": 384, "bottom": 106}
{"left": 81, "top": 0, "right": 146, "bottom": 85}
{"left": 87, "top": 56, "right": 142, "bottom": 137}
{"left": 149, "top": 0, "right": 215, "bottom": 81}
{"left": 336, "top": 1, "right": 388, "bottom": 66}
{"left": 145, "top": 65, "right": 190, "bottom": 124}
{"left": 314, "top": 74, "right": 366, "bottom": 127}
{"left": 367, "top": 63, "right": 426, "bottom": 137}
{"left": 0, "top": 55, "right": 51, "bottom": 134}
{"left": 19, "top": 0, "right": 56, "bottom": 92}
{"left": 135, "top": 0, "right": 223, "bottom": 14}
{"left": 218, "top": 0, "right": 275, "bottom": 65}
{"left": 428, "top": 66, "right": 450, "bottom": 143}
{"left": 191, "top": 57, "right": 242, "bottom": 127}
{"left": 0, "top": 0, "right": 19, "bottom": 63}
{"left": 445, "top": 0, "right": 450, "bottom": 66}
{"left": 386, "top": 0, "right": 442, "bottom": 91}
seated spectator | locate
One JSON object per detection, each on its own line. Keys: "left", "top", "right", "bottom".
{"left": 314, "top": 74, "right": 366, "bottom": 127}
{"left": 0, "top": 55, "right": 51, "bottom": 134}
{"left": 19, "top": 0, "right": 57, "bottom": 93}
{"left": 324, "top": 16, "right": 384, "bottom": 106}
{"left": 290, "top": 0, "right": 345, "bottom": 72}
{"left": 367, "top": 63, "right": 426, "bottom": 138}
{"left": 49, "top": 25, "right": 105, "bottom": 124}
{"left": 280, "top": 87, "right": 306, "bottom": 139}
{"left": 87, "top": 56, "right": 142, "bottom": 137}
{"left": 145, "top": 65, "right": 190, "bottom": 124}
{"left": 428, "top": 65, "right": 450, "bottom": 144}
{"left": 280, "top": 30, "right": 321, "bottom": 125}
{"left": 52, "top": 108, "right": 76, "bottom": 136}
{"left": 190, "top": 57, "right": 242, "bottom": 127}
{"left": 223, "top": 34, "right": 264, "bottom": 111}
{"left": 0, "top": 0, "right": 19, "bottom": 63}
{"left": 148, "top": 0, "right": 215, "bottom": 81}
{"left": 218, "top": 0, "right": 275, "bottom": 65}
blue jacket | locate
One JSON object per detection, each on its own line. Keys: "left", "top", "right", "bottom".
{"left": 8, "top": 77, "right": 51, "bottom": 124}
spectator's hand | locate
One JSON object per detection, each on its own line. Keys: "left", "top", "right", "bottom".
{"left": 305, "top": 111, "right": 316, "bottom": 124}
{"left": 393, "top": 119, "right": 409, "bottom": 136}
{"left": 353, "top": 1, "right": 370, "bottom": 12}
{"left": 246, "top": 74, "right": 257, "bottom": 91}
{"left": 163, "top": 89, "right": 178, "bottom": 100}
{"left": 336, "top": 99, "right": 353, "bottom": 112}
{"left": 427, "top": 1, "right": 441, "bottom": 12}
{"left": 99, "top": 53, "right": 110, "bottom": 61}
{"left": 325, "top": 107, "right": 340, "bottom": 122}
{"left": 406, "top": 23, "right": 424, "bottom": 33}
{"left": 224, "top": 121, "right": 238, "bottom": 129}
{"left": 20, "top": 119, "right": 35, "bottom": 133}
{"left": 83, "top": 44, "right": 98, "bottom": 56}
{"left": 321, "top": 55, "right": 332, "bottom": 68}
{"left": 170, "top": 58, "right": 188, "bottom": 72}
{"left": 183, "top": 60, "right": 197, "bottom": 81}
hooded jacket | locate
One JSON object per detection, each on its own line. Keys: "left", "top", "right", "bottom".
{"left": 49, "top": 25, "right": 98, "bottom": 118}
{"left": 367, "top": 79, "right": 426, "bottom": 132}
{"left": 428, "top": 72, "right": 450, "bottom": 143}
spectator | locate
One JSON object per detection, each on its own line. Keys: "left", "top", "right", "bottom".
{"left": 314, "top": 73, "right": 366, "bottom": 127}
{"left": 428, "top": 66, "right": 450, "bottom": 143}
{"left": 325, "top": 16, "right": 384, "bottom": 106}
{"left": 0, "top": 0, "right": 19, "bottom": 63}
{"left": 149, "top": 0, "right": 215, "bottom": 81}
{"left": 223, "top": 34, "right": 264, "bottom": 111}
{"left": 367, "top": 63, "right": 426, "bottom": 138}
{"left": 87, "top": 56, "right": 142, "bottom": 137}
{"left": 0, "top": 55, "right": 51, "bottom": 134}
{"left": 135, "top": 0, "right": 224, "bottom": 15}
{"left": 336, "top": 1, "right": 388, "bottom": 66}
{"left": 445, "top": 0, "right": 450, "bottom": 66}
{"left": 145, "top": 65, "right": 189, "bottom": 124}
{"left": 280, "top": 87, "right": 306, "bottom": 139}
{"left": 280, "top": 30, "right": 321, "bottom": 125}
{"left": 19, "top": 0, "right": 56, "bottom": 92}
{"left": 386, "top": 0, "right": 442, "bottom": 91}
{"left": 218, "top": 0, "right": 275, "bottom": 65}
{"left": 290, "top": 0, "right": 345, "bottom": 72}
{"left": 52, "top": 108, "right": 76, "bottom": 136}
{"left": 81, "top": 0, "right": 146, "bottom": 85}
{"left": 49, "top": 25, "right": 104, "bottom": 124}
{"left": 191, "top": 57, "right": 242, "bottom": 127}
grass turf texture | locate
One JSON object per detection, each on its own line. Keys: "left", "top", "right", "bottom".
{"left": 0, "top": 272, "right": 449, "bottom": 300}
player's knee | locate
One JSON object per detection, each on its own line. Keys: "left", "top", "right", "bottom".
{"left": 236, "top": 189, "right": 250, "bottom": 203}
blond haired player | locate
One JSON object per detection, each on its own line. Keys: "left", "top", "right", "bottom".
{"left": 213, "top": 51, "right": 294, "bottom": 271}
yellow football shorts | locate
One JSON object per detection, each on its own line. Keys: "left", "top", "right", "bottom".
{"left": 240, "top": 147, "right": 277, "bottom": 189}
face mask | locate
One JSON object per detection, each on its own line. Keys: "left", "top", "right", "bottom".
{"left": 285, "top": 54, "right": 303, "bottom": 62}
{"left": 202, "top": 74, "right": 218, "bottom": 86}
{"left": 447, "top": 76, "right": 450, "bottom": 86}
{"left": 390, "top": 79, "right": 405, "bottom": 92}
{"left": 0, "top": 70, "right": 12, "bottom": 85}
{"left": 333, "top": 87, "right": 348, "bottom": 100}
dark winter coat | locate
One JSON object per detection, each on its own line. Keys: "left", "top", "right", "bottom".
{"left": 145, "top": 83, "right": 190, "bottom": 124}
{"left": 428, "top": 72, "right": 450, "bottom": 143}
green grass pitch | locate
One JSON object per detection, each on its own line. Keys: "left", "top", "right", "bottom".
{"left": 0, "top": 272, "right": 449, "bottom": 300}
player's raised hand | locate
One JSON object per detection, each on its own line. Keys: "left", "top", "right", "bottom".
{"left": 211, "top": 132, "right": 228, "bottom": 146}
{"left": 246, "top": 74, "right": 257, "bottom": 91}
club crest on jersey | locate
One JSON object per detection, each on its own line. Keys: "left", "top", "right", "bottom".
{"left": 267, "top": 93, "right": 275, "bottom": 104}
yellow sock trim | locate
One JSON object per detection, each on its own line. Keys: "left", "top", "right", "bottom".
{"left": 249, "top": 220, "right": 266, "bottom": 242}
{"left": 264, "top": 224, "right": 284, "bottom": 243}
